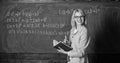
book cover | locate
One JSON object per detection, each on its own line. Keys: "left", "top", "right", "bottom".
{"left": 53, "top": 42, "right": 73, "bottom": 51}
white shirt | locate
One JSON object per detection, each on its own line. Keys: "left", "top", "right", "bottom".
{"left": 67, "top": 26, "right": 89, "bottom": 63}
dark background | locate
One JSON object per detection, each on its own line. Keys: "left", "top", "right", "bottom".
{"left": 0, "top": 2, "right": 100, "bottom": 53}
{"left": 0, "top": 1, "right": 120, "bottom": 63}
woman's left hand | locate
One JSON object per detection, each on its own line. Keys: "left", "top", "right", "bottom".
{"left": 57, "top": 47, "right": 68, "bottom": 54}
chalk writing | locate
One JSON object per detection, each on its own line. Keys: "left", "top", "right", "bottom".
{"left": 85, "top": 6, "right": 101, "bottom": 14}
{"left": 7, "top": 23, "right": 65, "bottom": 29}
{"left": 6, "top": 10, "right": 40, "bottom": 17}
{"left": 58, "top": 8, "right": 74, "bottom": 15}
{"left": 5, "top": 5, "right": 43, "bottom": 17}
{"left": 8, "top": 29, "right": 69, "bottom": 35}
{"left": 58, "top": 6, "right": 101, "bottom": 15}
{"left": 5, "top": 4, "right": 70, "bottom": 36}
{"left": 43, "top": 23, "right": 65, "bottom": 28}
{"left": 6, "top": 17, "right": 47, "bottom": 23}
{"left": 7, "top": 23, "right": 22, "bottom": 29}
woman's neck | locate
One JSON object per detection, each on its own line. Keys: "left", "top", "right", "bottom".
{"left": 76, "top": 24, "right": 82, "bottom": 30}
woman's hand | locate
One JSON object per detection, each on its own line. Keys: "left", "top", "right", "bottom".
{"left": 57, "top": 47, "right": 68, "bottom": 54}
{"left": 53, "top": 39, "right": 59, "bottom": 46}
{"left": 62, "top": 35, "right": 67, "bottom": 44}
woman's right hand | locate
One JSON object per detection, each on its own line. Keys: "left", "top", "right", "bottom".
{"left": 53, "top": 39, "right": 59, "bottom": 46}
{"left": 62, "top": 35, "right": 67, "bottom": 44}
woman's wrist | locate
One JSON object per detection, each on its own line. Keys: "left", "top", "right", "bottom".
{"left": 63, "top": 51, "right": 68, "bottom": 54}
{"left": 67, "top": 52, "right": 70, "bottom": 56}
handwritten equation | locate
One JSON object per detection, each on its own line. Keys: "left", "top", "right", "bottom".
{"left": 8, "top": 29, "right": 69, "bottom": 35}
{"left": 5, "top": 4, "right": 101, "bottom": 36}
{"left": 58, "top": 6, "right": 101, "bottom": 15}
{"left": 5, "top": 5, "right": 68, "bottom": 35}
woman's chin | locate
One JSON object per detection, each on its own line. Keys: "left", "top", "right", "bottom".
{"left": 76, "top": 22, "right": 82, "bottom": 24}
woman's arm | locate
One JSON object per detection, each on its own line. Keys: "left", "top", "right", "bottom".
{"left": 67, "top": 49, "right": 84, "bottom": 58}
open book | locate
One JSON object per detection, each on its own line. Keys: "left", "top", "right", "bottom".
{"left": 53, "top": 42, "right": 73, "bottom": 51}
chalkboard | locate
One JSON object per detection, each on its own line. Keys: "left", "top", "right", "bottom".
{"left": 0, "top": 3, "right": 102, "bottom": 53}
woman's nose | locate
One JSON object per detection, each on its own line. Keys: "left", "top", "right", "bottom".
{"left": 77, "top": 18, "right": 81, "bottom": 21}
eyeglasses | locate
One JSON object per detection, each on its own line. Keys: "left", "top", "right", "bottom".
{"left": 74, "top": 16, "right": 85, "bottom": 18}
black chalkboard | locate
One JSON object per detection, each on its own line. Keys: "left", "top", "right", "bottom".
{"left": 0, "top": 3, "right": 112, "bottom": 53}
{"left": 1, "top": 3, "right": 73, "bottom": 53}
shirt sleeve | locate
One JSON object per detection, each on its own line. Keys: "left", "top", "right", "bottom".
{"left": 67, "top": 28, "right": 88, "bottom": 58}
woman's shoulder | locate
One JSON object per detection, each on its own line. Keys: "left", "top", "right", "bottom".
{"left": 82, "top": 26, "right": 87, "bottom": 30}
{"left": 70, "top": 27, "right": 75, "bottom": 32}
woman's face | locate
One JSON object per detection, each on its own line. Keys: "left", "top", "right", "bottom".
{"left": 74, "top": 11, "right": 84, "bottom": 24}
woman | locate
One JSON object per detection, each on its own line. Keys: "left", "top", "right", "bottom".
{"left": 53, "top": 9, "right": 90, "bottom": 63}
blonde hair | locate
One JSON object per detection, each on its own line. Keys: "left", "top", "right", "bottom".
{"left": 71, "top": 9, "right": 86, "bottom": 28}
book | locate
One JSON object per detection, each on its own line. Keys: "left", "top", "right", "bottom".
{"left": 53, "top": 42, "right": 73, "bottom": 51}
